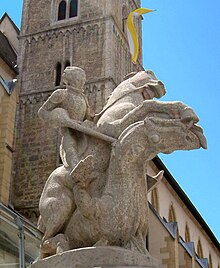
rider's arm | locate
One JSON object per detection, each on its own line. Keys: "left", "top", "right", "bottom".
{"left": 38, "top": 89, "right": 68, "bottom": 127}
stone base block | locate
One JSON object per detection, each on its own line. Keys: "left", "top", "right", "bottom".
{"left": 30, "top": 246, "right": 161, "bottom": 268}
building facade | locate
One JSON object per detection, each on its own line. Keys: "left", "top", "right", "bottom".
{"left": 0, "top": 13, "right": 19, "bottom": 206}
{"left": 147, "top": 158, "right": 220, "bottom": 267}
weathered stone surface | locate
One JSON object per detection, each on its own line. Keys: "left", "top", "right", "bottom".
{"left": 13, "top": 1, "right": 144, "bottom": 219}
{"left": 30, "top": 247, "right": 161, "bottom": 268}
{"left": 37, "top": 67, "right": 206, "bottom": 263}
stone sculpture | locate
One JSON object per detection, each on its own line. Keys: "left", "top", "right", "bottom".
{"left": 36, "top": 67, "right": 207, "bottom": 266}
{"left": 38, "top": 66, "right": 92, "bottom": 170}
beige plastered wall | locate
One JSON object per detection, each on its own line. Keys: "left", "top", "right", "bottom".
{"left": 0, "top": 15, "right": 19, "bottom": 53}
{"left": 0, "top": 58, "right": 17, "bottom": 205}
{"left": 147, "top": 160, "right": 220, "bottom": 267}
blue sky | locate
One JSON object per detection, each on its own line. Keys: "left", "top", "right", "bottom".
{"left": 142, "top": 0, "right": 220, "bottom": 241}
{"left": 0, "top": 0, "right": 219, "bottom": 241}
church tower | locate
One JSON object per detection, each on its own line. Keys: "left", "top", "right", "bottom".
{"left": 12, "top": 0, "right": 143, "bottom": 221}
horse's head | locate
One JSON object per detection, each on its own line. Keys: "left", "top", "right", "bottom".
{"left": 123, "top": 70, "right": 166, "bottom": 99}
{"left": 96, "top": 70, "right": 166, "bottom": 122}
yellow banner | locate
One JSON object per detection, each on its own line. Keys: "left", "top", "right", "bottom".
{"left": 127, "top": 8, "right": 154, "bottom": 64}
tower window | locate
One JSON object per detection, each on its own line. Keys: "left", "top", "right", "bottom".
{"left": 58, "top": 0, "right": 67, "bottom": 20}
{"left": 69, "top": 0, "right": 78, "bottom": 18}
{"left": 55, "top": 62, "right": 62, "bottom": 86}
{"left": 65, "top": 60, "right": 70, "bottom": 69}
{"left": 55, "top": 0, "right": 78, "bottom": 22}
{"left": 122, "top": 4, "right": 128, "bottom": 33}
{"left": 55, "top": 61, "right": 71, "bottom": 86}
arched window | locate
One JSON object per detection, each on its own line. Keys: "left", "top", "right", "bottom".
{"left": 209, "top": 253, "right": 213, "bottom": 268}
{"left": 122, "top": 4, "right": 128, "bottom": 33}
{"left": 197, "top": 239, "right": 204, "bottom": 258}
{"left": 151, "top": 188, "right": 159, "bottom": 212}
{"left": 69, "top": 0, "right": 78, "bottom": 18}
{"left": 58, "top": 0, "right": 67, "bottom": 20}
{"left": 55, "top": 62, "right": 62, "bottom": 86}
{"left": 65, "top": 60, "right": 70, "bottom": 69}
{"left": 185, "top": 224, "right": 191, "bottom": 242}
{"left": 168, "top": 204, "right": 176, "bottom": 222}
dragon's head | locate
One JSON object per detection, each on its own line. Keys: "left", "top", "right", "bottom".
{"left": 116, "top": 101, "right": 207, "bottom": 164}
{"left": 143, "top": 105, "right": 207, "bottom": 159}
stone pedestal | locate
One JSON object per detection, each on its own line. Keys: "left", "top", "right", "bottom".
{"left": 30, "top": 247, "right": 161, "bottom": 268}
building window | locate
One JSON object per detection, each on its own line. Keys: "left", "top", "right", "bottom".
{"left": 55, "top": 61, "right": 71, "bottom": 86}
{"left": 197, "top": 239, "right": 204, "bottom": 258}
{"left": 58, "top": 0, "right": 67, "bottom": 20}
{"left": 151, "top": 188, "right": 159, "bottom": 212}
{"left": 55, "top": 62, "right": 62, "bottom": 86}
{"left": 55, "top": 0, "right": 78, "bottom": 22}
{"left": 69, "top": 0, "right": 78, "bottom": 18}
{"left": 122, "top": 4, "right": 128, "bottom": 33}
{"left": 65, "top": 60, "right": 70, "bottom": 69}
{"left": 168, "top": 204, "right": 176, "bottom": 222}
{"left": 185, "top": 224, "right": 191, "bottom": 242}
{"left": 209, "top": 254, "right": 213, "bottom": 268}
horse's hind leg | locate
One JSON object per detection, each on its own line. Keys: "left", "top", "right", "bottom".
{"left": 126, "top": 232, "right": 147, "bottom": 255}
{"left": 39, "top": 167, "right": 76, "bottom": 241}
{"left": 93, "top": 238, "right": 109, "bottom": 247}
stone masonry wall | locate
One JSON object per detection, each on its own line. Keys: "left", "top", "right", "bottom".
{"left": 13, "top": 0, "right": 142, "bottom": 221}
